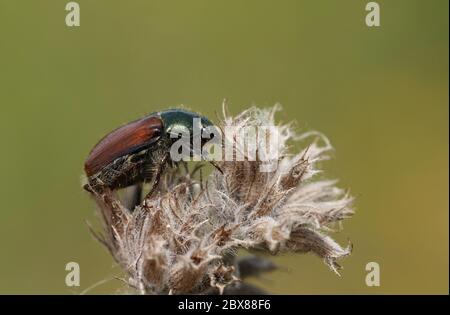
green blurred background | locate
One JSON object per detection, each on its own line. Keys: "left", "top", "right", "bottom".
{"left": 0, "top": 0, "right": 448, "bottom": 294}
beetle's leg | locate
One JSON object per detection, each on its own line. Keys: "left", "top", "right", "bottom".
{"left": 208, "top": 160, "right": 223, "bottom": 174}
{"left": 144, "top": 153, "right": 170, "bottom": 200}
{"left": 201, "top": 151, "right": 224, "bottom": 174}
{"left": 145, "top": 163, "right": 165, "bottom": 199}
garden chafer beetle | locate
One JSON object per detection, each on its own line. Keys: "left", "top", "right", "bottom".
{"left": 84, "top": 109, "right": 219, "bottom": 199}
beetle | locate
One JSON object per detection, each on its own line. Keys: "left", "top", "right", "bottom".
{"left": 83, "top": 109, "right": 218, "bottom": 198}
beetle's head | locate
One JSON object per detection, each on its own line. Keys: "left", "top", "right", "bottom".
{"left": 160, "top": 109, "right": 215, "bottom": 140}
{"left": 160, "top": 109, "right": 222, "bottom": 170}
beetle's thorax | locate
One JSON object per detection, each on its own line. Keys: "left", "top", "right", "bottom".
{"left": 159, "top": 109, "right": 203, "bottom": 136}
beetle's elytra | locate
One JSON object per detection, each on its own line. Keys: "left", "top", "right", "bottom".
{"left": 84, "top": 116, "right": 162, "bottom": 177}
{"left": 84, "top": 109, "right": 214, "bottom": 193}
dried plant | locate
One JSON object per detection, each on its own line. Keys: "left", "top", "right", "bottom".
{"left": 87, "top": 105, "right": 354, "bottom": 295}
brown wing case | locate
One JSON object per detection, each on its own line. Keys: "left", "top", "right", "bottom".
{"left": 84, "top": 116, "right": 163, "bottom": 176}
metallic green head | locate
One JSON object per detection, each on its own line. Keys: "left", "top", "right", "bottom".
{"left": 159, "top": 109, "right": 214, "bottom": 138}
